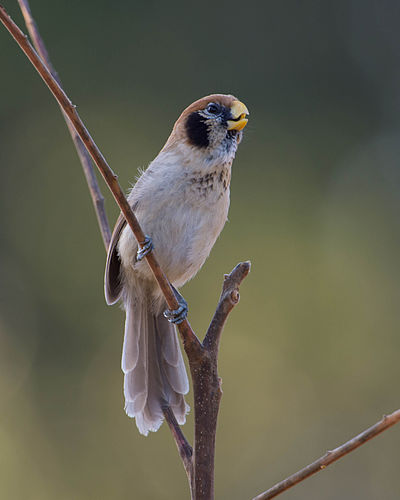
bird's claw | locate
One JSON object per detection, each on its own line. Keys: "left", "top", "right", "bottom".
{"left": 163, "top": 304, "right": 188, "bottom": 324}
{"left": 136, "top": 236, "right": 153, "bottom": 261}
{"left": 164, "top": 290, "right": 188, "bottom": 324}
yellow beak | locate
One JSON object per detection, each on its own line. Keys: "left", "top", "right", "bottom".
{"left": 227, "top": 100, "right": 249, "bottom": 131}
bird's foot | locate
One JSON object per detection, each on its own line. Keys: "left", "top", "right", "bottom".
{"left": 136, "top": 236, "right": 153, "bottom": 261}
{"left": 164, "top": 287, "right": 188, "bottom": 324}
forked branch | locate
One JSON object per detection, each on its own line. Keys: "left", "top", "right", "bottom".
{"left": 190, "top": 261, "right": 250, "bottom": 499}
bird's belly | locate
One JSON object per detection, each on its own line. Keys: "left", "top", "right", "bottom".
{"left": 120, "top": 190, "right": 229, "bottom": 289}
{"left": 154, "top": 195, "right": 229, "bottom": 286}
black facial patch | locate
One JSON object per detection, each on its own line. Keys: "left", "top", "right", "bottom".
{"left": 185, "top": 112, "right": 209, "bottom": 148}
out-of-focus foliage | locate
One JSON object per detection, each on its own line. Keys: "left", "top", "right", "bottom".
{"left": 1, "top": 1, "right": 400, "bottom": 499}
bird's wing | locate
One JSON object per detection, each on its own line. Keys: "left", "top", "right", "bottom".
{"left": 104, "top": 213, "right": 126, "bottom": 305}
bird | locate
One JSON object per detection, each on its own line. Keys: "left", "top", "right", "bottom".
{"left": 104, "top": 94, "right": 249, "bottom": 436}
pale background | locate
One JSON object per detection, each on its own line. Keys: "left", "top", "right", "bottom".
{"left": 1, "top": 1, "right": 400, "bottom": 499}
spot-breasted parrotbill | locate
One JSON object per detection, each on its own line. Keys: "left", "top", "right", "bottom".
{"left": 105, "top": 94, "right": 249, "bottom": 435}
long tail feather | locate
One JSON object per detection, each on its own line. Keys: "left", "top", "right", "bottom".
{"left": 122, "top": 293, "right": 189, "bottom": 436}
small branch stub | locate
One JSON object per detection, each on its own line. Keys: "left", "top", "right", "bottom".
{"left": 203, "top": 261, "right": 250, "bottom": 352}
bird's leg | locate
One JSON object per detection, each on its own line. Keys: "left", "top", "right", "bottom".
{"left": 164, "top": 285, "right": 188, "bottom": 324}
{"left": 136, "top": 235, "right": 154, "bottom": 261}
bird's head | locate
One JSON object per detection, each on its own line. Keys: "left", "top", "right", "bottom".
{"left": 162, "top": 94, "right": 249, "bottom": 164}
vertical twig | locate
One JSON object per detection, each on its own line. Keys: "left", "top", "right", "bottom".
{"left": 191, "top": 262, "right": 251, "bottom": 499}
{"left": 17, "top": 0, "right": 111, "bottom": 250}
{"left": 163, "top": 406, "right": 194, "bottom": 494}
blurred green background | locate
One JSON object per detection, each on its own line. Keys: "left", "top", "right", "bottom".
{"left": 1, "top": 1, "right": 400, "bottom": 499}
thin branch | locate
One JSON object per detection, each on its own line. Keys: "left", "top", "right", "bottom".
{"left": 203, "top": 261, "right": 251, "bottom": 352}
{"left": 0, "top": 5, "right": 202, "bottom": 357}
{"left": 17, "top": 0, "right": 111, "bottom": 250}
{"left": 191, "top": 262, "right": 251, "bottom": 500}
{"left": 163, "top": 406, "right": 194, "bottom": 493}
{"left": 252, "top": 409, "right": 400, "bottom": 500}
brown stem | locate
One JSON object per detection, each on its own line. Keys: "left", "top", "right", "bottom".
{"left": 190, "top": 262, "right": 251, "bottom": 499}
{"left": 0, "top": 5, "right": 201, "bottom": 356}
{"left": 17, "top": 0, "right": 111, "bottom": 250}
{"left": 252, "top": 409, "right": 400, "bottom": 500}
{"left": 163, "top": 406, "right": 194, "bottom": 494}
{"left": 203, "top": 261, "right": 251, "bottom": 352}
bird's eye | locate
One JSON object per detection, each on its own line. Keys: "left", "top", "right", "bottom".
{"left": 206, "top": 103, "right": 220, "bottom": 115}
